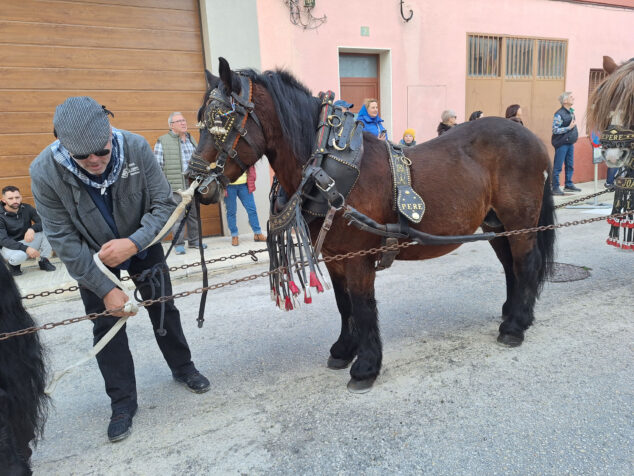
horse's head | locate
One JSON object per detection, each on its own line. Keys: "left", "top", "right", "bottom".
{"left": 188, "top": 58, "right": 266, "bottom": 204}
{"left": 588, "top": 56, "right": 634, "bottom": 169}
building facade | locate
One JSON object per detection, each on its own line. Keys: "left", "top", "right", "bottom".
{"left": 1, "top": 0, "right": 633, "bottom": 238}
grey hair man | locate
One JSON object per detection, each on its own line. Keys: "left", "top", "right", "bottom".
{"left": 551, "top": 91, "right": 580, "bottom": 195}
{"left": 30, "top": 96, "right": 210, "bottom": 443}
{"left": 0, "top": 185, "right": 55, "bottom": 275}
{"left": 153, "top": 112, "right": 206, "bottom": 255}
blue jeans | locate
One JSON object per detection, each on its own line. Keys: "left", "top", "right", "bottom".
{"left": 552, "top": 144, "right": 575, "bottom": 189}
{"left": 225, "top": 183, "right": 262, "bottom": 236}
{"left": 606, "top": 167, "right": 618, "bottom": 185}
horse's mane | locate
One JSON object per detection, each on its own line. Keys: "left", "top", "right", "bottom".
{"left": 0, "top": 264, "right": 49, "bottom": 445}
{"left": 237, "top": 68, "right": 320, "bottom": 163}
{"left": 587, "top": 59, "right": 634, "bottom": 131}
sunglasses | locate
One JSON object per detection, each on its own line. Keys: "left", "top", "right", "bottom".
{"left": 71, "top": 149, "right": 111, "bottom": 160}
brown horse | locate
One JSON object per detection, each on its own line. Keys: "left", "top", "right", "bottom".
{"left": 191, "top": 58, "right": 555, "bottom": 392}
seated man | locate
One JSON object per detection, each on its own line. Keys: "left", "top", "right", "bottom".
{"left": 0, "top": 185, "right": 56, "bottom": 276}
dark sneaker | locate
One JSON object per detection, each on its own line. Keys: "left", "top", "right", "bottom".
{"left": 107, "top": 408, "right": 136, "bottom": 442}
{"left": 9, "top": 264, "right": 22, "bottom": 276}
{"left": 604, "top": 183, "right": 615, "bottom": 191}
{"left": 564, "top": 185, "right": 581, "bottom": 192}
{"left": 188, "top": 243, "right": 208, "bottom": 250}
{"left": 173, "top": 371, "right": 210, "bottom": 394}
{"left": 39, "top": 258, "right": 56, "bottom": 272}
{"left": 552, "top": 187, "right": 564, "bottom": 196}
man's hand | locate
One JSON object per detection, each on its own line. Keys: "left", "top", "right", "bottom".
{"left": 25, "top": 246, "right": 40, "bottom": 259}
{"left": 98, "top": 238, "right": 139, "bottom": 268}
{"left": 569, "top": 119, "right": 576, "bottom": 129}
{"left": 24, "top": 228, "right": 35, "bottom": 243}
{"left": 103, "top": 287, "right": 137, "bottom": 317}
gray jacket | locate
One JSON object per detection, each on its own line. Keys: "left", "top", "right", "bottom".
{"left": 30, "top": 131, "right": 176, "bottom": 298}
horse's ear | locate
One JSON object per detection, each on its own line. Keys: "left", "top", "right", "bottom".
{"left": 205, "top": 69, "right": 219, "bottom": 91}
{"left": 603, "top": 56, "right": 618, "bottom": 74}
{"left": 218, "top": 57, "right": 235, "bottom": 93}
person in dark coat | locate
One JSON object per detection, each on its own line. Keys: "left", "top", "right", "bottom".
{"left": 505, "top": 104, "right": 524, "bottom": 126}
{"left": 437, "top": 110, "right": 457, "bottom": 136}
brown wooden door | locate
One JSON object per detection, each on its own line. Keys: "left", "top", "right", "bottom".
{"left": 339, "top": 54, "right": 380, "bottom": 115}
{"left": 0, "top": 0, "right": 221, "bottom": 236}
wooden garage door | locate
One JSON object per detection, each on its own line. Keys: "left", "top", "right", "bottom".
{"left": 0, "top": 0, "right": 222, "bottom": 236}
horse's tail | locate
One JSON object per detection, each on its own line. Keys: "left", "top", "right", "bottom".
{"left": 535, "top": 172, "right": 556, "bottom": 291}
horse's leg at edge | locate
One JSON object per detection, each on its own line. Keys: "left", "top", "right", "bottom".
{"left": 481, "top": 226, "right": 516, "bottom": 319}
{"left": 325, "top": 262, "right": 357, "bottom": 369}
{"left": 344, "top": 256, "right": 381, "bottom": 393}
{"left": 497, "top": 235, "right": 542, "bottom": 346}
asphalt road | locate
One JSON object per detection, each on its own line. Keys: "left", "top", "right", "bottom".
{"left": 30, "top": 205, "right": 632, "bottom": 475}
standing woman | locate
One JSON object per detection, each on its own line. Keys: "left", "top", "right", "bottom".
{"left": 437, "top": 110, "right": 457, "bottom": 136}
{"left": 505, "top": 104, "right": 524, "bottom": 126}
{"left": 357, "top": 98, "right": 387, "bottom": 140}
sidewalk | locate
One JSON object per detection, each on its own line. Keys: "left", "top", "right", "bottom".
{"left": 14, "top": 232, "right": 270, "bottom": 306}
{"left": 13, "top": 178, "right": 616, "bottom": 304}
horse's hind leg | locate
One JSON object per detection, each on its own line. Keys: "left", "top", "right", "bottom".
{"left": 326, "top": 262, "right": 357, "bottom": 369}
{"left": 497, "top": 235, "right": 542, "bottom": 347}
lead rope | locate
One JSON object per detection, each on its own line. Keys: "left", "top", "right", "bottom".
{"left": 44, "top": 254, "right": 139, "bottom": 395}
{"left": 195, "top": 196, "right": 208, "bottom": 328}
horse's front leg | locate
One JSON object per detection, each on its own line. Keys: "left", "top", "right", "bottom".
{"left": 344, "top": 256, "right": 381, "bottom": 393}
{"left": 325, "top": 262, "right": 357, "bottom": 370}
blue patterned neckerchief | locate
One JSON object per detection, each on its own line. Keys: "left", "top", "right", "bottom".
{"left": 51, "top": 128, "right": 125, "bottom": 195}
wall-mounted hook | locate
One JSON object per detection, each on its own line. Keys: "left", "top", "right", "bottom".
{"left": 400, "top": 0, "right": 413, "bottom": 22}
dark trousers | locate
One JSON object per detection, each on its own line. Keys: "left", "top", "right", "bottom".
{"left": 79, "top": 244, "right": 195, "bottom": 415}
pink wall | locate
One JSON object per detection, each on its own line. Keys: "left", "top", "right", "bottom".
{"left": 255, "top": 0, "right": 633, "bottom": 149}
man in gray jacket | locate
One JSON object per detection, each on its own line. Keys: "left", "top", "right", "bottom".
{"left": 30, "top": 97, "right": 210, "bottom": 443}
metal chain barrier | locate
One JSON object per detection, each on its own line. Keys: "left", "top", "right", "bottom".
{"left": 19, "top": 191, "right": 615, "bottom": 300}
{"left": 21, "top": 248, "right": 268, "bottom": 300}
{"left": 3, "top": 209, "right": 631, "bottom": 342}
{"left": 554, "top": 189, "right": 612, "bottom": 209}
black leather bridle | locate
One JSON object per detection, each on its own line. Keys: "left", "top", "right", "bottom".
{"left": 188, "top": 74, "right": 263, "bottom": 195}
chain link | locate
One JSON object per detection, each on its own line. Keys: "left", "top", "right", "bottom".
{"left": 4, "top": 209, "right": 631, "bottom": 342}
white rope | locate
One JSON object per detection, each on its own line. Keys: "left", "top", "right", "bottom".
{"left": 144, "top": 179, "right": 200, "bottom": 250}
{"left": 45, "top": 254, "right": 139, "bottom": 395}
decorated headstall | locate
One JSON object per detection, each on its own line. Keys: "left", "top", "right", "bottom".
{"left": 599, "top": 125, "right": 634, "bottom": 168}
{"left": 188, "top": 74, "right": 262, "bottom": 194}
{"left": 601, "top": 125, "right": 634, "bottom": 250}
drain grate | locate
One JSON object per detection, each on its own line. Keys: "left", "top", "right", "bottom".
{"left": 548, "top": 262, "right": 591, "bottom": 282}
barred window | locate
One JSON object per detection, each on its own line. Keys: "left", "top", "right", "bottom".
{"left": 588, "top": 68, "right": 608, "bottom": 97}
{"left": 468, "top": 35, "right": 501, "bottom": 77}
{"left": 506, "top": 37, "right": 533, "bottom": 78}
{"left": 537, "top": 40, "right": 567, "bottom": 79}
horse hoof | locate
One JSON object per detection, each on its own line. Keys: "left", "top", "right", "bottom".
{"left": 497, "top": 333, "right": 523, "bottom": 347}
{"left": 327, "top": 356, "right": 353, "bottom": 370}
{"left": 347, "top": 377, "right": 376, "bottom": 394}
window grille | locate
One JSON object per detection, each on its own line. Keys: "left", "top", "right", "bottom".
{"left": 537, "top": 40, "right": 567, "bottom": 79}
{"left": 468, "top": 35, "right": 501, "bottom": 77}
{"left": 505, "top": 37, "right": 533, "bottom": 78}
{"left": 588, "top": 68, "right": 608, "bottom": 97}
